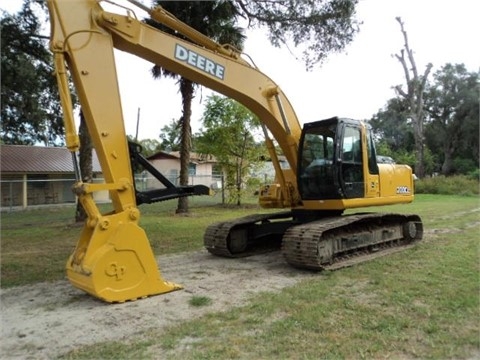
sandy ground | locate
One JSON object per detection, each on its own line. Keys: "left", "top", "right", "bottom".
{"left": 1, "top": 249, "right": 317, "bottom": 359}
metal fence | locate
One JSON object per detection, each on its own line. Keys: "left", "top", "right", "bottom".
{"left": 1, "top": 177, "right": 77, "bottom": 210}
{"left": 0, "top": 174, "right": 227, "bottom": 211}
{"left": 0, "top": 172, "right": 277, "bottom": 211}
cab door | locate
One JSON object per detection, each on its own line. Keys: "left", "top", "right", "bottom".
{"left": 298, "top": 118, "right": 339, "bottom": 200}
{"left": 339, "top": 124, "right": 364, "bottom": 199}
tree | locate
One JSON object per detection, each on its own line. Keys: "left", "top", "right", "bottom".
{"left": 158, "top": 119, "right": 182, "bottom": 152}
{"left": 75, "top": 111, "right": 92, "bottom": 222}
{"left": 147, "top": 1, "right": 245, "bottom": 214}
{"left": 127, "top": 136, "right": 163, "bottom": 158}
{"left": 370, "top": 97, "right": 413, "bottom": 153}
{"left": 393, "top": 17, "right": 432, "bottom": 178}
{"left": 196, "top": 95, "right": 266, "bottom": 205}
{"left": 371, "top": 63, "right": 479, "bottom": 176}
{"left": 424, "top": 64, "right": 479, "bottom": 175}
{"left": 147, "top": 0, "right": 359, "bottom": 212}
{"left": 1, "top": 1, "right": 66, "bottom": 145}
{"left": 235, "top": 0, "right": 359, "bottom": 69}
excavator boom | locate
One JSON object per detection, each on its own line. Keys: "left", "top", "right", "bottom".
{"left": 47, "top": 0, "right": 304, "bottom": 302}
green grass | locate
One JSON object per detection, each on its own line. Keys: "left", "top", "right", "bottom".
{"left": 147, "top": 196, "right": 479, "bottom": 360}
{"left": 0, "top": 194, "right": 273, "bottom": 287}
{"left": 60, "top": 223, "right": 480, "bottom": 360}
{"left": 2, "top": 194, "right": 480, "bottom": 359}
{"left": 1, "top": 206, "right": 79, "bottom": 286}
{"left": 189, "top": 295, "right": 213, "bottom": 307}
{"left": 415, "top": 175, "right": 479, "bottom": 196}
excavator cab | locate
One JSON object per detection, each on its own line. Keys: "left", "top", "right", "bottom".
{"left": 298, "top": 117, "right": 374, "bottom": 200}
{"left": 298, "top": 117, "right": 415, "bottom": 211}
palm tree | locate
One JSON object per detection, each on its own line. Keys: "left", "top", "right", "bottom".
{"left": 75, "top": 110, "right": 92, "bottom": 222}
{"left": 147, "top": 1, "right": 245, "bottom": 214}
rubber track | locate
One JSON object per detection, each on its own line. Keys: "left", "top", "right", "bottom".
{"left": 282, "top": 213, "right": 423, "bottom": 271}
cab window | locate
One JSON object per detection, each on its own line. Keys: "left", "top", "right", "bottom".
{"left": 342, "top": 127, "right": 361, "bottom": 163}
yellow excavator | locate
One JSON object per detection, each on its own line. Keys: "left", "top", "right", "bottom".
{"left": 47, "top": 0, "right": 423, "bottom": 302}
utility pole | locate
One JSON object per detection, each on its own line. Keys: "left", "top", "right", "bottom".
{"left": 135, "top": 107, "right": 141, "bottom": 141}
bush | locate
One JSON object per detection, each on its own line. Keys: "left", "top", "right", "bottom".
{"left": 453, "top": 158, "right": 478, "bottom": 175}
{"left": 415, "top": 175, "right": 479, "bottom": 196}
{"left": 467, "top": 168, "right": 480, "bottom": 181}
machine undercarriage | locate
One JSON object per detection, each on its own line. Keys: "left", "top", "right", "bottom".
{"left": 205, "top": 212, "right": 423, "bottom": 271}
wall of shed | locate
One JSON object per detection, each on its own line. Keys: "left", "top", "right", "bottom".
{"left": 1, "top": 173, "right": 109, "bottom": 208}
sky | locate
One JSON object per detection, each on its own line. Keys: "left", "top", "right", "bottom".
{"left": 2, "top": 0, "right": 480, "bottom": 141}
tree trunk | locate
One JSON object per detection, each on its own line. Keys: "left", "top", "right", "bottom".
{"left": 414, "top": 135, "right": 425, "bottom": 178}
{"left": 441, "top": 151, "right": 454, "bottom": 175}
{"left": 75, "top": 110, "right": 93, "bottom": 222}
{"left": 441, "top": 119, "right": 461, "bottom": 175}
{"left": 411, "top": 113, "right": 425, "bottom": 178}
{"left": 441, "top": 141, "right": 455, "bottom": 175}
{"left": 176, "top": 78, "right": 194, "bottom": 214}
{"left": 394, "top": 17, "right": 432, "bottom": 179}
{"left": 236, "top": 163, "right": 241, "bottom": 206}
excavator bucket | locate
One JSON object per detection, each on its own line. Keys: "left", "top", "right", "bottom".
{"left": 66, "top": 210, "right": 181, "bottom": 303}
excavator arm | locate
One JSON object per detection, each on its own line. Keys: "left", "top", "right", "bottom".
{"left": 47, "top": 0, "right": 303, "bottom": 302}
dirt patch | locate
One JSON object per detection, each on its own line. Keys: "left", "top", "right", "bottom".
{"left": 1, "top": 250, "right": 317, "bottom": 359}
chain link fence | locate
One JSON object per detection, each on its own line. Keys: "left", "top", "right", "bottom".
{"left": 1, "top": 173, "right": 261, "bottom": 211}
{"left": 1, "top": 171, "right": 276, "bottom": 212}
